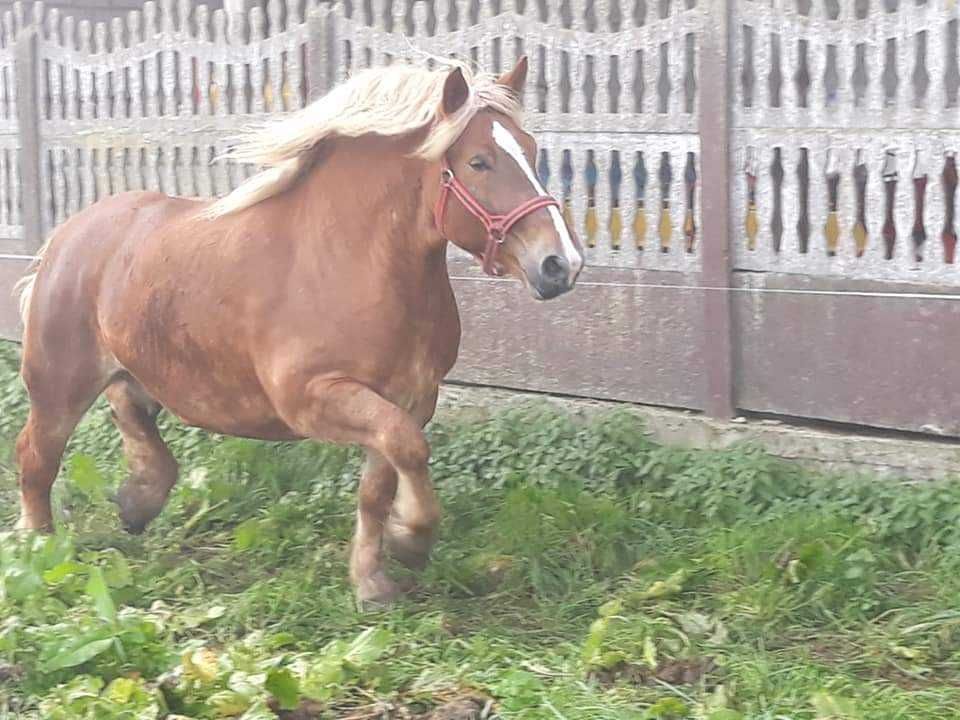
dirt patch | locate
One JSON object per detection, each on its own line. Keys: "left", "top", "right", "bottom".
{"left": 272, "top": 693, "right": 495, "bottom": 720}
{"left": 274, "top": 700, "right": 325, "bottom": 720}
{"left": 0, "top": 663, "right": 23, "bottom": 684}
{"left": 422, "top": 695, "right": 491, "bottom": 720}
{"left": 808, "top": 641, "right": 960, "bottom": 692}
{"left": 590, "top": 657, "right": 718, "bottom": 688}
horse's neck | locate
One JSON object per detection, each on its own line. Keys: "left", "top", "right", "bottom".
{"left": 290, "top": 136, "right": 451, "bottom": 294}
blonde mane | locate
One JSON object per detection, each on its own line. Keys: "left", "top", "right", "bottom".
{"left": 204, "top": 60, "right": 522, "bottom": 218}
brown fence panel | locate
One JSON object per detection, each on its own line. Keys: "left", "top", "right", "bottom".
{"left": 732, "top": 272, "right": 960, "bottom": 436}
{"left": 449, "top": 259, "right": 707, "bottom": 409}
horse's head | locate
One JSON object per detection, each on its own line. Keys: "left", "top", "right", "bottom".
{"left": 435, "top": 58, "right": 583, "bottom": 300}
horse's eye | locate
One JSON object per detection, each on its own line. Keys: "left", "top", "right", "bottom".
{"left": 468, "top": 156, "right": 490, "bottom": 172}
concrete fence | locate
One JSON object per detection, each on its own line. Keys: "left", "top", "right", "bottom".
{"left": 0, "top": 0, "right": 956, "bottom": 437}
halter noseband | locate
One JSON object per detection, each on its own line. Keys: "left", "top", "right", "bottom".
{"left": 433, "top": 161, "right": 561, "bottom": 276}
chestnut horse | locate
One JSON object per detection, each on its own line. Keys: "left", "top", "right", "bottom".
{"left": 13, "top": 57, "right": 582, "bottom": 604}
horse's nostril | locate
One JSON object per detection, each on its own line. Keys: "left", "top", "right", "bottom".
{"left": 541, "top": 255, "right": 569, "bottom": 282}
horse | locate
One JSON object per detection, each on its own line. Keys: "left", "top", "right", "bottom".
{"left": 13, "top": 56, "right": 583, "bottom": 605}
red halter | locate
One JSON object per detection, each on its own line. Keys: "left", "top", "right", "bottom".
{"left": 433, "top": 161, "right": 561, "bottom": 276}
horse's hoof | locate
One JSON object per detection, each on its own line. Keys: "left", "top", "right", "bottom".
{"left": 14, "top": 515, "right": 52, "bottom": 533}
{"left": 115, "top": 479, "right": 169, "bottom": 536}
{"left": 357, "top": 595, "right": 397, "bottom": 612}
{"left": 116, "top": 496, "right": 158, "bottom": 535}
{"left": 117, "top": 505, "right": 149, "bottom": 534}
{"left": 355, "top": 573, "right": 414, "bottom": 611}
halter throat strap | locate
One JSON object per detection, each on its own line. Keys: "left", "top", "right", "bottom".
{"left": 433, "top": 162, "right": 561, "bottom": 276}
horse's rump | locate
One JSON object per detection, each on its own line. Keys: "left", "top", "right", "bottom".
{"left": 18, "top": 191, "right": 202, "bottom": 334}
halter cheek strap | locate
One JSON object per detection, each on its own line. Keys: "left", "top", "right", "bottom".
{"left": 433, "top": 162, "right": 561, "bottom": 276}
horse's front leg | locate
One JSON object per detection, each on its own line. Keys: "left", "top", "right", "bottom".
{"left": 354, "top": 449, "right": 402, "bottom": 599}
{"left": 272, "top": 378, "right": 440, "bottom": 606}
{"left": 384, "top": 387, "right": 441, "bottom": 572}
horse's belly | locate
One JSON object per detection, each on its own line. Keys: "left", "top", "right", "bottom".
{"left": 163, "top": 389, "right": 301, "bottom": 441}
{"left": 138, "top": 369, "right": 300, "bottom": 440}
{"left": 106, "top": 333, "right": 298, "bottom": 440}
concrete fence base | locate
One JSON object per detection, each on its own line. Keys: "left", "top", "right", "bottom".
{"left": 437, "top": 383, "right": 960, "bottom": 482}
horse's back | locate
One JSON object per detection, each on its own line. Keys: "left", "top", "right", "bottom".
{"left": 50, "top": 190, "right": 201, "bottom": 271}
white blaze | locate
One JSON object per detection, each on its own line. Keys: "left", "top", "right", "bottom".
{"left": 491, "top": 121, "right": 583, "bottom": 271}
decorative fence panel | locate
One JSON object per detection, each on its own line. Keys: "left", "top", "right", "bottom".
{"left": 35, "top": 0, "right": 316, "bottom": 239}
{"left": 0, "top": 4, "right": 23, "bottom": 253}
{"left": 0, "top": 0, "right": 956, "bottom": 437}
{"left": 732, "top": 0, "right": 960, "bottom": 285}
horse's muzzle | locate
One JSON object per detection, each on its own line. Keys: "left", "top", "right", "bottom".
{"left": 532, "top": 254, "right": 575, "bottom": 300}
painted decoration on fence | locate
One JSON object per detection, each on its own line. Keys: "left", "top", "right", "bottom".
{"left": 733, "top": 0, "right": 960, "bottom": 284}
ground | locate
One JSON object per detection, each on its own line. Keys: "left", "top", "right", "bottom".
{"left": 1, "top": 342, "right": 960, "bottom": 719}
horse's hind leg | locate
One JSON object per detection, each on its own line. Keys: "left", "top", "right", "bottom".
{"left": 16, "top": 371, "right": 107, "bottom": 531}
{"left": 106, "top": 378, "right": 178, "bottom": 533}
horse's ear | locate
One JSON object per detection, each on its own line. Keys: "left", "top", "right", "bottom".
{"left": 441, "top": 67, "right": 470, "bottom": 117}
{"left": 497, "top": 55, "right": 528, "bottom": 99}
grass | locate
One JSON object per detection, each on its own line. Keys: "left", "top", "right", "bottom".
{"left": 0, "top": 341, "right": 959, "bottom": 718}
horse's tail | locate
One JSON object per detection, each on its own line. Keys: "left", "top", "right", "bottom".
{"left": 13, "top": 234, "right": 53, "bottom": 328}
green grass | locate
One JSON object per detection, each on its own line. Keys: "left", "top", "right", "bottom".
{"left": 1, "top": 341, "right": 960, "bottom": 719}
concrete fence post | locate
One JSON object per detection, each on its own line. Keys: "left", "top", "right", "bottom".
{"left": 698, "top": 0, "right": 735, "bottom": 419}
{"left": 14, "top": 25, "right": 42, "bottom": 254}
